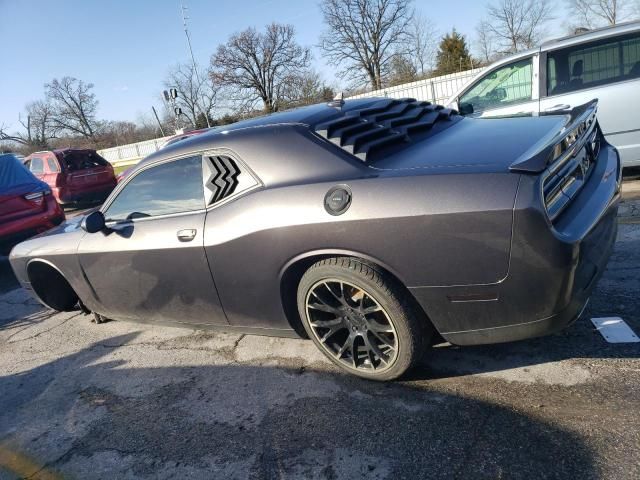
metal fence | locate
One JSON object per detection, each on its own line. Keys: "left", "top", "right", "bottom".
{"left": 98, "top": 67, "right": 485, "bottom": 167}
{"left": 347, "top": 67, "right": 485, "bottom": 104}
{"left": 98, "top": 136, "right": 172, "bottom": 168}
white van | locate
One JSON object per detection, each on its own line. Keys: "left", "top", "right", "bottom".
{"left": 447, "top": 21, "right": 640, "bottom": 167}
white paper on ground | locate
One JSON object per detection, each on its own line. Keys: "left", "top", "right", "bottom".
{"left": 591, "top": 317, "right": 640, "bottom": 343}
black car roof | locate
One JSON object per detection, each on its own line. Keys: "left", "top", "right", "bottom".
{"left": 209, "top": 97, "right": 389, "bottom": 133}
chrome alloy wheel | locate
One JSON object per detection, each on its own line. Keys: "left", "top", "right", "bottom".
{"left": 305, "top": 279, "right": 398, "bottom": 372}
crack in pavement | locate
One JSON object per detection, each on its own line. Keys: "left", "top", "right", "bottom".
{"left": 232, "top": 334, "right": 245, "bottom": 352}
{"left": 5, "top": 313, "right": 83, "bottom": 344}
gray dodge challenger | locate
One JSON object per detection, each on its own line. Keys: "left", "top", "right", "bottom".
{"left": 9, "top": 97, "right": 621, "bottom": 380}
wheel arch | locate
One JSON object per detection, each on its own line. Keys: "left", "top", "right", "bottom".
{"left": 26, "top": 258, "right": 79, "bottom": 311}
{"left": 278, "top": 249, "right": 433, "bottom": 337}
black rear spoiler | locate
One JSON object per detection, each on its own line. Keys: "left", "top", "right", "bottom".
{"left": 509, "top": 100, "right": 599, "bottom": 173}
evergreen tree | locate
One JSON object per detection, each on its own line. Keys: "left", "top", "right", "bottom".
{"left": 435, "top": 29, "right": 473, "bottom": 76}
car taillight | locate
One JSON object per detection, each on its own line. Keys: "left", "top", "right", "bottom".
{"left": 24, "top": 191, "right": 44, "bottom": 200}
{"left": 24, "top": 188, "right": 50, "bottom": 202}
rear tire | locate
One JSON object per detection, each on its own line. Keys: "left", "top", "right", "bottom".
{"left": 297, "top": 257, "right": 431, "bottom": 381}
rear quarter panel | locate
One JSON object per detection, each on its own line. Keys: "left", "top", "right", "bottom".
{"left": 204, "top": 172, "right": 520, "bottom": 330}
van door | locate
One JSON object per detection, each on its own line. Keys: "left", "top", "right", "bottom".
{"left": 457, "top": 54, "right": 539, "bottom": 118}
{"left": 540, "top": 32, "right": 640, "bottom": 166}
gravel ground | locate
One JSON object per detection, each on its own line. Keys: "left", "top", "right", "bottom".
{"left": 0, "top": 192, "right": 639, "bottom": 479}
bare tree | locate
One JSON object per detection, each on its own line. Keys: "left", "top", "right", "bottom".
{"left": 0, "top": 100, "right": 55, "bottom": 151}
{"left": 484, "top": 0, "right": 554, "bottom": 53}
{"left": 164, "top": 61, "right": 218, "bottom": 128}
{"left": 45, "top": 77, "right": 101, "bottom": 140}
{"left": 319, "top": 0, "right": 413, "bottom": 89}
{"left": 566, "top": 0, "right": 638, "bottom": 28}
{"left": 388, "top": 54, "right": 418, "bottom": 85}
{"left": 210, "top": 23, "right": 311, "bottom": 113}
{"left": 280, "top": 70, "right": 336, "bottom": 108}
{"left": 475, "top": 20, "right": 497, "bottom": 64}
{"left": 408, "top": 13, "right": 438, "bottom": 75}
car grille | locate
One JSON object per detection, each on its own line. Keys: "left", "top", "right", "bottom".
{"left": 543, "top": 123, "right": 600, "bottom": 223}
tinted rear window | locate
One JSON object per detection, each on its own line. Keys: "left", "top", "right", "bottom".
{"left": 60, "top": 151, "right": 108, "bottom": 171}
{"left": 547, "top": 32, "right": 640, "bottom": 95}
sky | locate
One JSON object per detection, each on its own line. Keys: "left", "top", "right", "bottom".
{"left": 0, "top": 0, "right": 563, "bottom": 130}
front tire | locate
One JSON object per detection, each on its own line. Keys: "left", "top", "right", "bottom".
{"left": 297, "top": 257, "right": 430, "bottom": 381}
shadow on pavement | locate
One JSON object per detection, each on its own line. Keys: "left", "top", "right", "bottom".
{"left": 0, "top": 256, "right": 18, "bottom": 294}
{"left": 0, "top": 333, "right": 600, "bottom": 479}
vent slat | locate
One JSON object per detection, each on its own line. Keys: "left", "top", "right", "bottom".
{"left": 344, "top": 126, "right": 392, "bottom": 153}
{"left": 316, "top": 115, "right": 361, "bottom": 138}
{"left": 369, "top": 102, "right": 418, "bottom": 123}
{"left": 314, "top": 98, "right": 459, "bottom": 162}
{"left": 353, "top": 132, "right": 408, "bottom": 161}
{"left": 355, "top": 98, "right": 403, "bottom": 116}
{"left": 332, "top": 121, "right": 378, "bottom": 144}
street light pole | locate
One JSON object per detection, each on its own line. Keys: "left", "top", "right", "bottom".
{"left": 181, "top": 3, "right": 211, "bottom": 128}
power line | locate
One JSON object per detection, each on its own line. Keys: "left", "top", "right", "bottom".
{"left": 181, "top": 3, "right": 211, "bottom": 128}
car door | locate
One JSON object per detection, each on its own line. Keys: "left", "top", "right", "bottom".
{"left": 457, "top": 54, "right": 539, "bottom": 118}
{"left": 77, "top": 154, "right": 228, "bottom": 326}
{"left": 540, "top": 31, "right": 640, "bottom": 166}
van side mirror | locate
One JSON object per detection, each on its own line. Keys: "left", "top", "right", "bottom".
{"left": 459, "top": 102, "right": 474, "bottom": 115}
{"left": 82, "top": 210, "right": 106, "bottom": 233}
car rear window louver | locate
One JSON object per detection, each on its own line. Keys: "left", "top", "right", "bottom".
{"left": 314, "top": 98, "right": 459, "bottom": 163}
{"left": 204, "top": 155, "right": 240, "bottom": 204}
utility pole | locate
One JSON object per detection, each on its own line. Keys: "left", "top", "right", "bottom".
{"left": 181, "top": 3, "right": 211, "bottom": 128}
{"left": 151, "top": 106, "right": 166, "bottom": 136}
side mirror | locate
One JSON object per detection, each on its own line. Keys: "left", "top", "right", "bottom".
{"left": 82, "top": 210, "right": 106, "bottom": 233}
{"left": 459, "top": 102, "right": 474, "bottom": 115}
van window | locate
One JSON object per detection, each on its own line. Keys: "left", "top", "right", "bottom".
{"left": 459, "top": 57, "right": 533, "bottom": 113}
{"left": 547, "top": 32, "right": 640, "bottom": 95}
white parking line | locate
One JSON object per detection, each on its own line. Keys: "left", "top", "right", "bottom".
{"left": 591, "top": 317, "right": 640, "bottom": 343}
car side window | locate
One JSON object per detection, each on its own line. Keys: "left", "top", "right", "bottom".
{"left": 459, "top": 57, "right": 533, "bottom": 113}
{"left": 547, "top": 32, "right": 640, "bottom": 95}
{"left": 30, "top": 157, "right": 44, "bottom": 174}
{"left": 46, "top": 157, "right": 59, "bottom": 172}
{"left": 104, "top": 155, "right": 204, "bottom": 222}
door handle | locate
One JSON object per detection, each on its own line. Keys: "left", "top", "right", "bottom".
{"left": 177, "top": 229, "right": 197, "bottom": 242}
{"left": 544, "top": 104, "right": 571, "bottom": 112}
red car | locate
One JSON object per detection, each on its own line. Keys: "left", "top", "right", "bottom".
{"left": 24, "top": 148, "right": 117, "bottom": 205}
{"left": 0, "top": 153, "right": 65, "bottom": 255}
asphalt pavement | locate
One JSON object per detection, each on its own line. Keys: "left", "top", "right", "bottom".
{"left": 0, "top": 186, "right": 639, "bottom": 479}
